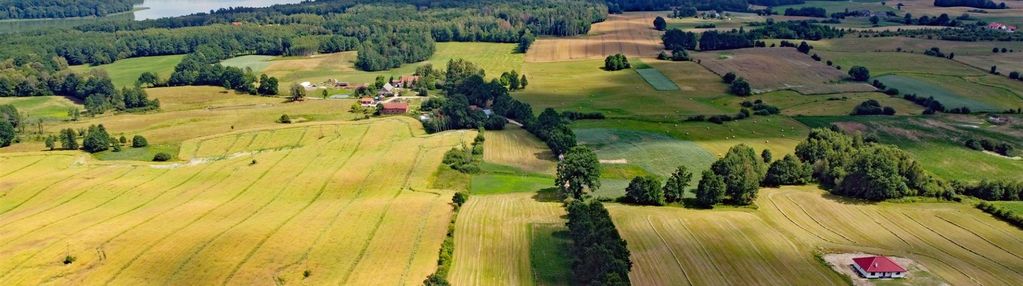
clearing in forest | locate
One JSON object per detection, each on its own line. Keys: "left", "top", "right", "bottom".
{"left": 0, "top": 118, "right": 471, "bottom": 285}
{"left": 692, "top": 48, "right": 876, "bottom": 95}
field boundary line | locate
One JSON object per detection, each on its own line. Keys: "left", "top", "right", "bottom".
{"left": 102, "top": 149, "right": 298, "bottom": 286}
{"left": 646, "top": 216, "right": 695, "bottom": 286}
{"left": 220, "top": 127, "right": 368, "bottom": 285}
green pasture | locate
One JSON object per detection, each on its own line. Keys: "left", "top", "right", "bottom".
{"left": 0, "top": 96, "right": 78, "bottom": 121}
{"left": 528, "top": 223, "right": 572, "bottom": 285}
{"left": 93, "top": 144, "right": 180, "bottom": 162}
{"left": 875, "top": 75, "right": 1000, "bottom": 112}
{"left": 992, "top": 201, "right": 1023, "bottom": 214}
{"left": 69, "top": 54, "right": 185, "bottom": 88}
{"left": 635, "top": 68, "right": 680, "bottom": 91}
{"left": 469, "top": 162, "right": 554, "bottom": 195}
{"left": 771, "top": 0, "right": 895, "bottom": 15}
{"left": 220, "top": 55, "right": 276, "bottom": 73}
{"left": 796, "top": 115, "right": 1023, "bottom": 181}
{"left": 574, "top": 128, "right": 717, "bottom": 179}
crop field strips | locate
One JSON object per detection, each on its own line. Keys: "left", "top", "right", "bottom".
{"left": 450, "top": 193, "right": 566, "bottom": 286}
{"left": 875, "top": 75, "right": 1001, "bottom": 112}
{"left": 0, "top": 118, "right": 469, "bottom": 285}
{"left": 635, "top": 68, "right": 680, "bottom": 91}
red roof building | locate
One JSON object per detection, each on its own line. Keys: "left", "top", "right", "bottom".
{"left": 380, "top": 102, "right": 409, "bottom": 115}
{"left": 987, "top": 22, "right": 1017, "bottom": 32}
{"left": 852, "top": 256, "right": 907, "bottom": 279}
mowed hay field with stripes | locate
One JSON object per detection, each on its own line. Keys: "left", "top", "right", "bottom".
{"left": 526, "top": 12, "right": 663, "bottom": 62}
{"left": 611, "top": 186, "right": 1023, "bottom": 285}
{"left": 0, "top": 118, "right": 472, "bottom": 285}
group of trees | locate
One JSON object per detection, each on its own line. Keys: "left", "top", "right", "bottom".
{"left": 934, "top": 0, "right": 1007, "bottom": 9}
{"left": 784, "top": 7, "right": 827, "bottom": 18}
{"left": 0, "top": 61, "right": 158, "bottom": 114}
{"left": 722, "top": 72, "right": 752, "bottom": 96}
{"left": 961, "top": 180, "right": 1023, "bottom": 201}
{"left": 851, "top": 99, "right": 897, "bottom": 116}
{"left": 662, "top": 29, "right": 698, "bottom": 50}
{"left": 355, "top": 32, "right": 435, "bottom": 71}
{"left": 527, "top": 108, "right": 578, "bottom": 156}
{"left": 168, "top": 46, "right": 281, "bottom": 95}
{"left": 795, "top": 128, "right": 953, "bottom": 201}
{"left": 0, "top": 105, "right": 16, "bottom": 147}
{"left": 686, "top": 99, "right": 780, "bottom": 124}
{"left": 607, "top": 0, "right": 748, "bottom": 12}
{"left": 862, "top": 25, "right": 1023, "bottom": 42}
{"left": 442, "top": 131, "right": 485, "bottom": 174}
{"left": 565, "top": 200, "right": 632, "bottom": 285}
{"left": 848, "top": 66, "right": 871, "bottom": 81}
{"left": 964, "top": 137, "right": 1016, "bottom": 156}
{"left": 604, "top": 54, "right": 631, "bottom": 71}
{"left": 670, "top": 6, "right": 699, "bottom": 18}
{"left": 0, "top": 0, "right": 141, "bottom": 20}
{"left": 623, "top": 166, "right": 693, "bottom": 205}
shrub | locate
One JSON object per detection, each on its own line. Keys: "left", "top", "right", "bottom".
{"left": 279, "top": 114, "right": 292, "bottom": 124}
{"left": 131, "top": 135, "right": 148, "bottom": 148}
{"left": 848, "top": 66, "right": 870, "bottom": 81}
{"left": 729, "top": 78, "right": 752, "bottom": 96}
{"left": 624, "top": 176, "right": 664, "bottom": 205}
{"left": 722, "top": 72, "right": 737, "bottom": 83}
{"left": 603, "top": 54, "right": 630, "bottom": 71}
{"left": 153, "top": 152, "right": 172, "bottom": 161}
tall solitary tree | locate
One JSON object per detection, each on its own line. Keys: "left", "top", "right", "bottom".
{"left": 0, "top": 121, "right": 14, "bottom": 147}
{"left": 653, "top": 16, "right": 667, "bottom": 31}
{"left": 289, "top": 83, "right": 306, "bottom": 102}
{"left": 556, "top": 146, "right": 601, "bottom": 199}
{"left": 663, "top": 166, "right": 693, "bottom": 203}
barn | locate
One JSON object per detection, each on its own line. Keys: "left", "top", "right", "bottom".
{"left": 852, "top": 256, "right": 907, "bottom": 279}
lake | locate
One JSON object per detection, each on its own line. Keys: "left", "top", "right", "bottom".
{"left": 133, "top": 0, "right": 305, "bottom": 20}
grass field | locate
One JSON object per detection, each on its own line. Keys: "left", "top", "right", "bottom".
{"left": 0, "top": 96, "right": 79, "bottom": 121}
{"left": 574, "top": 127, "right": 716, "bottom": 182}
{"left": 715, "top": 90, "right": 926, "bottom": 116}
{"left": 69, "top": 55, "right": 185, "bottom": 88}
{"left": 220, "top": 55, "right": 276, "bottom": 73}
{"left": 263, "top": 42, "right": 523, "bottom": 87}
{"left": 481, "top": 125, "right": 556, "bottom": 175}
{"left": 692, "top": 48, "right": 876, "bottom": 95}
{"left": 0, "top": 117, "right": 473, "bottom": 285}
{"left": 449, "top": 192, "right": 566, "bottom": 285}
{"left": 0, "top": 86, "right": 359, "bottom": 159}
{"left": 796, "top": 115, "right": 1023, "bottom": 181}
{"left": 526, "top": 12, "right": 663, "bottom": 62}
{"left": 528, "top": 223, "right": 572, "bottom": 285}
{"left": 609, "top": 185, "right": 1023, "bottom": 285}
{"left": 875, "top": 74, "right": 1000, "bottom": 112}
{"left": 992, "top": 201, "right": 1023, "bottom": 214}
{"left": 635, "top": 68, "right": 680, "bottom": 91}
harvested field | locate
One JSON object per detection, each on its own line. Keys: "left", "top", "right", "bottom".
{"left": 449, "top": 192, "right": 566, "bottom": 285}
{"left": 526, "top": 12, "right": 664, "bottom": 62}
{"left": 0, "top": 118, "right": 471, "bottom": 285}
{"left": 608, "top": 186, "right": 1023, "bottom": 285}
{"left": 822, "top": 253, "right": 946, "bottom": 286}
{"left": 692, "top": 48, "right": 876, "bottom": 94}
{"left": 482, "top": 125, "right": 556, "bottom": 174}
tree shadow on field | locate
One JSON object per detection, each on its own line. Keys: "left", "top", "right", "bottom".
{"left": 818, "top": 192, "right": 881, "bottom": 206}
{"left": 533, "top": 187, "right": 562, "bottom": 203}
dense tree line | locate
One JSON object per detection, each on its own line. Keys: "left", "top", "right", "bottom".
{"left": 671, "top": 6, "right": 698, "bottom": 18}
{"left": 784, "top": 7, "right": 827, "bottom": 18}
{"left": 423, "top": 192, "right": 469, "bottom": 286}
{"left": 0, "top": 61, "right": 158, "bottom": 114}
{"left": 795, "top": 128, "right": 953, "bottom": 200}
{"left": 976, "top": 202, "right": 1023, "bottom": 229}
{"left": 662, "top": 29, "right": 698, "bottom": 51}
{"left": 607, "top": 0, "right": 749, "bottom": 11}
{"left": 710, "top": 144, "right": 767, "bottom": 205}
{"left": 699, "top": 30, "right": 755, "bottom": 51}
{"left": 565, "top": 200, "right": 632, "bottom": 285}
{"left": 168, "top": 46, "right": 279, "bottom": 95}
{"left": 0, "top": 0, "right": 141, "bottom": 20}
{"left": 749, "top": 0, "right": 805, "bottom": 6}
{"left": 961, "top": 181, "right": 1023, "bottom": 200}
{"left": 762, "top": 154, "right": 812, "bottom": 187}
{"left": 355, "top": 32, "right": 435, "bottom": 71}
{"left": 934, "top": 0, "right": 1006, "bottom": 9}
{"left": 745, "top": 21, "right": 845, "bottom": 41}
{"left": 861, "top": 26, "right": 1023, "bottom": 42}
{"left": 964, "top": 137, "right": 1016, "bottom": 156}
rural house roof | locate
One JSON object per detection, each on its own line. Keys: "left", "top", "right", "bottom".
{"left": 382, "top": 102, "right": 409, "bottom": 110}
{"left": 853, "top": 256, "right": 906, "bottom": 273}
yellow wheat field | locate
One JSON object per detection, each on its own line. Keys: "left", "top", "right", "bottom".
{"left": 526, "top": 12, "right": 664, "bottom": 63}
{"left": 0, "top": 117, "right": 471, "bottom": 285}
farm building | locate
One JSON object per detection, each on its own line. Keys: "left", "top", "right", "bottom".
{"left": 392, "top": 75, "right": 420, "bottom": 88}
{"left": 380, "top": 102, "right": 409, "bottom": 114}
{"left": 987, "top": 22, "right": 1016, "bottom": 32}
{"left": 852, "top": 256, "right": 906, "bottom": 279}
{"left": 379, "top": 83, "right": 397, "bottom": 96}
{"left": 359, "top": 97, "right": 375, "bottom": 107}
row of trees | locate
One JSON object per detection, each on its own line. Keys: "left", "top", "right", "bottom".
{"left": 961, "top": 181, "right": 1023, "bottom": 201}
{"left": 851, "top": 99, "right": 897, "bottom": 116}
{"left": 964, "top": 138, "right": 1016, "bottom": 156}
{"left": 565, "top": 200, "right": 632, "bottom": 285}
{"left": 0, "top": 0, "right": 141, "bottom": 20}
{"left": 861, "top": 26, "right": 1023, "bottom": 42}
{"left": 784, "top": 7, "right": 827, "bottom": 18}
{"left": 933, "top": 0, "right": 1007, "bottom": 9}
{"left": 622, "top": 167, "right": 693, "bottom": 205}
{"left": 607, "top": 0, "right": 748, "bottom": 12}
{"left": 662, "top": 22, "right": 842, "bottom": 52}
{"left": 168, "top": 45, "right": 280, "bottom": 95}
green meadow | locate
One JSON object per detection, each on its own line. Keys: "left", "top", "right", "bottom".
{"left": 69, "top": 54, "right": 185, "bottom": 88}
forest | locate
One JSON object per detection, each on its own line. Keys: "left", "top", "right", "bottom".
{"left": 0, "top": 0, "right": 141, "bottom": 20}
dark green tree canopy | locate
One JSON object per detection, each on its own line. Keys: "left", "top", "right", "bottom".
{"left": 556, "top": 146, "right": 601, "bottom": 199}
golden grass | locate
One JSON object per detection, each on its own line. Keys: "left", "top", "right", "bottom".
{"left": 526, "top": 12, "right": 664, "bottom": 63}
{"left": 482, "top": 125, "right": 557, "bottom": 174}
{"left": 0, "top": 117, "right": 472, "bottom": 285}
{"left": 608, "top": 185, "right": 1023, "bottom": 285}
{"left": 449, "top": 192, "right": 565, "bottom": 285}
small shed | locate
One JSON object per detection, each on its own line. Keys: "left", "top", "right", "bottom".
{"left": 852, "top": 256, "right": 906, "bottom": 279}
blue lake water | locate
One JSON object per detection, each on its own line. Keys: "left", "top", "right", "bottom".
{"left": 134, "top": 0, "right": 304, "bottom": 20}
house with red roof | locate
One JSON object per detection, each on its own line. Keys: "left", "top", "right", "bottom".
{"left": 380, "top": 102, "right": 409, "bottom": 115}
{"left": 987, "top": 22, "right": 1017, "bottom": 32}
{"left": 852, "top": 256, "right": 907, "bottom": 279}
